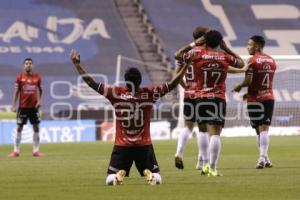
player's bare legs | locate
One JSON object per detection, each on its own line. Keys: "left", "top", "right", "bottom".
{"left": 196, "top": 123, "right": 209, "bottom": 170}
{"left": 174, "top": 121, "right": 194, "bottom": 169}
{"left": 8, "top": 124, "right": 23, "bottom": 157}
{"left": 207, "top": 124, "right": 222, "bottom": 176}
{"left": 256, "top": 125, "right": 272, "bottom": 169}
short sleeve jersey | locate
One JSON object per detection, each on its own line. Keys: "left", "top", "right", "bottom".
{"left": 15, "top": 72, "right": 41, "bottom": 108}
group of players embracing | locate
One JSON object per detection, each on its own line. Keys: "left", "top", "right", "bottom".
{"left": 174, "top": 27, "right": 276, "bottom": 177}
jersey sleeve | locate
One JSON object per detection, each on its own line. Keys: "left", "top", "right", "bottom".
{"left": 147, "top": 83, "right": 170, "bottom": 102}
{"left": 245, "top": 57, "right": 254, "bottom": 76}
{"left": 226, "top": 55, "right": 244, "bottom": 68}
{"left": 183, "top": 48, "right": 203, "bottom": 63}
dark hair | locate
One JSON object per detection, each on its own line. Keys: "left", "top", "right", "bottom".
{"left": 193, "top": 26, "right": 208, "bottom": 40}
{"left": 250, "top": 35, "right": 265, "bottom": 48}
{"left": 23, "top": 58, "right": 33, "bottom": 63}
{"left": 204, "top": 30, "right": 223, "bottom": 48}
{"left": 124, "top": 67, "right": 142, "bottom": 90}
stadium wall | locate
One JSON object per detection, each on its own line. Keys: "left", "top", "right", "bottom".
{"left": 0, "top": 120, "right": 171, "bottom": 144}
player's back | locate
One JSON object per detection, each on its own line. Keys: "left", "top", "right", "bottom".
{"left": 97, "top": 83, "right": 169, "bottom": 146}
{"left": 246, "top": 53, "right": 276, "bottom": 102}
{"left": 187, "top": 48, "right": 241, "bottom": 100}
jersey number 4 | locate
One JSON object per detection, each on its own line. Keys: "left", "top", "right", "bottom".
{"left": 262, "top": 73, "right": 270, "bottom": 88}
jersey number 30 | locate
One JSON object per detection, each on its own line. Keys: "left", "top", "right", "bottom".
{"left": 121, "top": 109, "right": 144, "bottom": 129}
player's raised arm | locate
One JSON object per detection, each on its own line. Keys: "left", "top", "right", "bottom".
{"left": 168, "top": 61, "right": 189, "bottom": 91}
{"left": 174, "top": 36, "right": 205, "bottom": 60}
{"left": 70, "top": 49, "right": 99, "bottom": 92}
{"left": 175, "top": 60, "right": 186, "bottom": 88}
{"left": 220, "top": 40, "right": 244, "bottom": 67}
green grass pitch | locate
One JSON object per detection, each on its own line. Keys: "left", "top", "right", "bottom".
{"left": 0, "top": 136, "right": 299, "bottom": 200}
{"left": 0, "top": 112, "right": 16, "bottom": 119}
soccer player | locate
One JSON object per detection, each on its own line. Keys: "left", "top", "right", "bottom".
{"left": 8, "top": 58, "right": 44, "bottom": 157}
{"left": 184, "top": 30, "right": 248, "bottom": 176}
{"left": 233, "top": 35, "right": 276, "bottom": 169}
{"left": 173, "top": 26, "right": 210, "bottom": 170}
{"left": 70, "top": 49, "right": 188, "bottom": 185}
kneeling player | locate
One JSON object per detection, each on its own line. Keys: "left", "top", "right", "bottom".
{"left": 70, "top": 50, "right": 188, "bottom": 185}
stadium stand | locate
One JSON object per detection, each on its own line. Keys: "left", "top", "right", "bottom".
{"left": 114, "top": 0, "right": 173, "bottom": 83}
{"left": 0, "top": 0, "right": 152, "bottom": 115}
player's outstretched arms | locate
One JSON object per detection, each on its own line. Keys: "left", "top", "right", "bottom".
{"left": 174, "top": 36, "right": 205, "bottom": 60}
{"left": 70, "top": 49, "right": 99, "bottom": 91}
{"left": 168, "top": 62, "right": 189, "bottom": 91}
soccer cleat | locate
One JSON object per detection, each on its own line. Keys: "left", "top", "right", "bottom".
{"left": 265, "top": 161, "right": 273, "bottom": 168}
{"left": 208, "top": 168, "right": 223, "bottom": 177}
{"left": 175, "top": 156, "right": 184, "bottom": 169}
{"left": 143, "top": 169, "right": 157, "bottom": 185}
{"left": 8, "top": 151, "right": 20, "bottom": 158}
{"left": 200, "top": 163, "right": 210, "bottom": 175}
{"left": 32, "top": 151, "right": 45, "bottom": 157}
{"left": 113, "top": 170, "right": 126, "bottom": 186}
{"left": 255, "top": 161, "right": 265, "bottom": 169}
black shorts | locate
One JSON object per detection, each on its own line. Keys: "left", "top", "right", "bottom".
{"left": 247, "top": 100, "right": 274, "bottom": 129}
{"left": 17, "top": 108, "right": 40, "bottom": 125}
{"left": 107, "top": 145, "right": 160, "bottom": 177}
{"left": 196, "top": 98, "right": 226, "bottom": 127}
{"left": 183, "top": 98, "right": 198, "bottom": 122}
